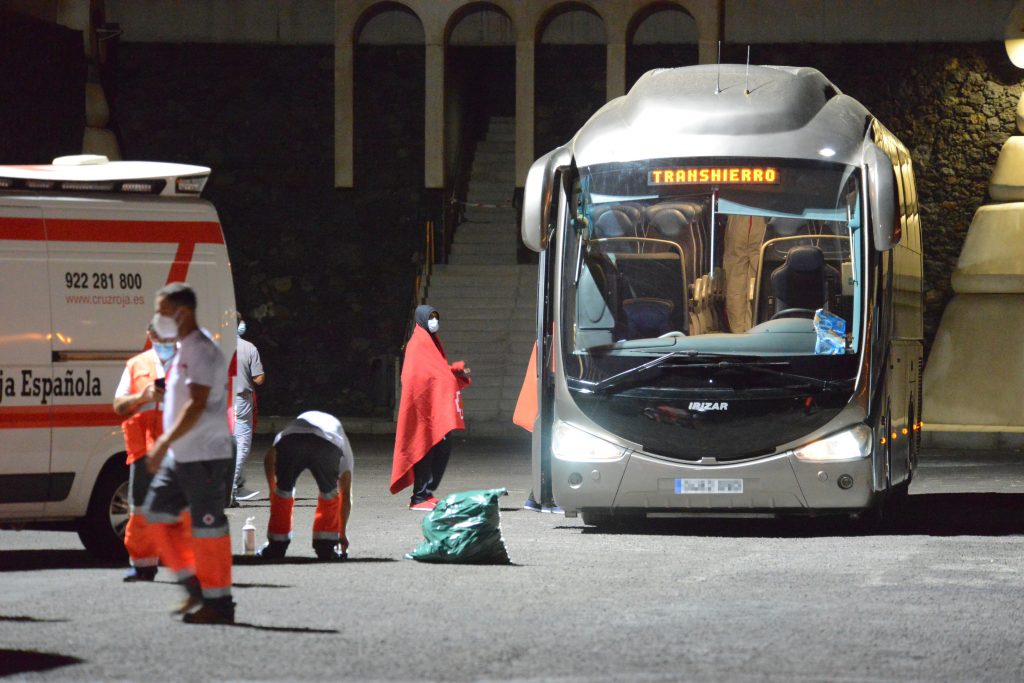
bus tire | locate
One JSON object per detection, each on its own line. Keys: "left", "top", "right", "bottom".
{"left": 581, "top": 509, "right": 613, "bottom": 527}
{"left": 77, "top": 463, "right": 130, "bottom": 561}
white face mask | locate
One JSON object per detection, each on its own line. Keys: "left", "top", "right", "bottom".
{"left": 237, "top": 321, "right": 247, "bottom": 336}
{"left": 152, "top": 312, "right": 179, "bottom": 340}
{"left": 427, "top": 318, "right": 439, "bottom": 334}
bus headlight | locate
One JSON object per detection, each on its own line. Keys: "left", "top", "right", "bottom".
{"left": 792, "top": 425, "right": 872, "bottom": 462}
{"left": 551, "top": 422, "right": 625, "bottom": 462}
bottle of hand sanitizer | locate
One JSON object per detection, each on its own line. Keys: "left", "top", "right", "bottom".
{"left": 242, "top": 517, "right": 256, "bottom": 556}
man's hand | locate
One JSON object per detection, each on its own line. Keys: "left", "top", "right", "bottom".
{"left": 340, "top": 535, "right": 349, "bottom": 553}
{"left": 140, "top": 381, "right": 165, "bottom": 404}
{"left": 146, "top": 437, "right": 169, "bottom": 474}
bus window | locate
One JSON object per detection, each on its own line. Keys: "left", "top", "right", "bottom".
{"left": 562, "top": 159, "right": 862, "bottom": 362}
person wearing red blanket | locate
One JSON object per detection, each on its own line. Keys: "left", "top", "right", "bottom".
{"left": 391, "top": 305, "right": 471, "bottom": 510}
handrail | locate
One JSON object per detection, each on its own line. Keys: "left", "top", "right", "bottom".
{"left": 404, "top": 220, "right": 436, "bottom": 351}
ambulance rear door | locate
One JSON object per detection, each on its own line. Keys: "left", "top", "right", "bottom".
{"left": 0, "top": 203, "right": 53, "bottom": 516}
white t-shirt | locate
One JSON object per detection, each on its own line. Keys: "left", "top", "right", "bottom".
{"left": 273, "top": 410, "right": 354, "bottom": 474}
{"left": 164, "top": 329, "right": 232, "bottom": 463}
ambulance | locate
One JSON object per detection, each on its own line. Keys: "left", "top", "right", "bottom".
{"left": 0, "top": 156, "right": 236, "bottom": 558}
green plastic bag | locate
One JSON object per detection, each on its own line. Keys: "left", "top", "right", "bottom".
{"left": 406, "top": 488, "right": 511, "bottom": 564}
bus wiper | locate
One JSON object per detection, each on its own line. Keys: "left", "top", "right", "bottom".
{"left": 570, "top": 350, "right": 739, "bottom": 393}
{"left": 709, "top": 359, "right": 839, "bottom": 389}
{"left": 570, "top": 351, "right": 688, "bottom": 393}
{"left": 569, "top": 351, "right": 842, "bottom": 393}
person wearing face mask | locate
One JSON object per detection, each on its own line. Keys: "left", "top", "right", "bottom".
{"left": 142, "top": 282, "right": 236, "bottom": 625}
{"left": 390, "top": 305, "right": 471, "bottom": 510}
{"left": 230, "top": 313, "right": 265, "bottom": 506}
{"left": 112, "top": 323, "right": 179, "bottom": 582}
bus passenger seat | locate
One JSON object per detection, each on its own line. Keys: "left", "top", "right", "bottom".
{"left": 622, "top": 297, "right": 674, "bottom": 339}
{"left": 591, "top": 204, "right": 642, "bottom": 237}
{"left": 770, "top": 245, "right": 838, "bottom": 315}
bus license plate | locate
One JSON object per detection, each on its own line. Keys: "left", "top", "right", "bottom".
{"left": 675, "top": 478, "right": 743, "bottom": 494}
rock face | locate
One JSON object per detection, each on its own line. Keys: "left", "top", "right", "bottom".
{"left": 105, "top": 41, "right": 1019, "bottom": 416}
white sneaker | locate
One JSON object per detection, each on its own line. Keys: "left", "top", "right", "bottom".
{"left": 234, "top": 487, "right": 260, "bottom": 501}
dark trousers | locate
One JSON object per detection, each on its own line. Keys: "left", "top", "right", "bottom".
{"left": 411, "top": 435, "right": 451, "bottom": 504}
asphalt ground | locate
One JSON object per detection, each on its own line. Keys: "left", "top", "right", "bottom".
{"left": 3, "top": 435, "right": 1024, "bottom": 682}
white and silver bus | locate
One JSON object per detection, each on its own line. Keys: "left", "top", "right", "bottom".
{"left": 521, "top": 64, "right": 923, "bottom": 525}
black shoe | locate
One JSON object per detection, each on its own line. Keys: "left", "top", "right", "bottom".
{"left": 234, "top": 487, "right": 260, "bottom": 501}
{"left": 183, "top": 597, "right": 235, "bottom": 625}
{"left": 313, "top": 540, "right": 347, "bottom": 561}
{"left": 174, "top": 575, "right": 203, "bottom": 615}
{"left": 255, "top": 540, "right": 289, "bottom": 560}
{"left": 123, "top": 566, "right": 158, "bottom": 582}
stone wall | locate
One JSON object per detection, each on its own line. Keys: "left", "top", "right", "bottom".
{"left": 105, "top": 41, "right": 1021, "bottom": 416}
{"left": 115, "top": 44, "right": 428, "bottom": 417}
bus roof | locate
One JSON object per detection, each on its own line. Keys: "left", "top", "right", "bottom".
{"left": 570, "top": 64, "right": 873, "bottom": 168}
{"left": 0, "top": 156, "right": 210, "bottom": 197}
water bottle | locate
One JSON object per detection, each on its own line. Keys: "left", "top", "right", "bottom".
{"left": 242, "top": 516, "right": 256, "bottom": 556}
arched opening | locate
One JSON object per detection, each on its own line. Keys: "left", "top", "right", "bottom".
{"left": 535, "top": 3, "right": 607, "bottom": 158}
{"left": 353, "top": 3, "right": 426, "bottom": 189}
{"left": 626, "top": 2, "right": 699, "bottom": 91}
{"left": 351, "top": 3, "right": 427, "bottom": 366}
{"left": 444, "top": 3, "right": 516, "bottom": 189}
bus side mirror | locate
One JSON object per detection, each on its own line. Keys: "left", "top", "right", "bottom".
{"left": 865, "top": 143, "right": 901, "bottom": 251}
{"left": 522, "top": 145, "right": 571, "bottom": 252}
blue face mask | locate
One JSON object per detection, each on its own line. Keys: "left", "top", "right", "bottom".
{"left": 237, "top": 321, "right": 247, "bottom": 336}
{"left": 153, "top": 342, "right": 176, "bottom": 362}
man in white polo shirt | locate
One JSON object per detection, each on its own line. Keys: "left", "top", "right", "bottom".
{"left": 142, "top": 282, "right": 235, "bottom": 625}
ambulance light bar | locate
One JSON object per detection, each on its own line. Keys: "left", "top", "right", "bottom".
{"left": 176, "top": 175, "right": 208, "bottom": 194}
{"left": 0, "top": 159, "right": 210, "bottom": 198}
{"left": 0, "top": 177, "right": 166, "bottom": 194}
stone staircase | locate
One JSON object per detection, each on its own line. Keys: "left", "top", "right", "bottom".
{"left": 426, "top": 116, "right": 537, "bottom": 437}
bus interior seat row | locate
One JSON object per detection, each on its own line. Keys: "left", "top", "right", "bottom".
{"left": 578, "top": 204, "right": 853, "bottom": 345}
{"left": 589, "top": 201, "right": 725, "bottom": 337}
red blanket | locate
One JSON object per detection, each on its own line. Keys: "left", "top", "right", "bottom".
{"left": 390, "top": 326, "right": 470, "bottom": 494}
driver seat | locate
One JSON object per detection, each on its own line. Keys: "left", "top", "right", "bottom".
{"left": 770, "top": 245, "right": 837, "bottom": 315}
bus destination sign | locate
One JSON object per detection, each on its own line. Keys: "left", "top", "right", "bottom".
{"left": 649, "top": 167, "right": 779, "bottom": 185}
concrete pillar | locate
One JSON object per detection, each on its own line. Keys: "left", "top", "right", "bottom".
{"left": 424, "top": 41, "right": 445, "bottom": 189}
{"left": 698, "top": 38, "right": 718, "bottom": 65}
{"left": 606, "top": 41, "right": 626, "bottom": 100}
{"left": 515, "top": 38, "right": 534, "bottom": 187}
{"left": 334, "top": 37, "right": 354, "bottom": 187}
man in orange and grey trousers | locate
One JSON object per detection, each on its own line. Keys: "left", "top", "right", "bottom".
{"left": 142, "top": 282, "right": 235, "bottom": 624}
{"left": 112, "top": 323, "right": 181, "bottom": 582}
{"left": 257, "top": 411, "right": 352, "bottom": 561}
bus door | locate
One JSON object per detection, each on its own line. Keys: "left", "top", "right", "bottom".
{"left": 0, "top": 206, "right": 52, "bottom": 515}
{"left": 531, "top": 170, "right": 570, "bottom": 508}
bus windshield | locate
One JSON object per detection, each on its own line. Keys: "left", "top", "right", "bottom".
{"left": 562, "top": 158, "right": 863, "bottom": 368}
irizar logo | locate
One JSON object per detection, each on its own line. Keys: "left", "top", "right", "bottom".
{"left": 689, "top": 401, "right": 728, "bottom": 412}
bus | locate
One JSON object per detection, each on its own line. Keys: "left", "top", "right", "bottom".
{"left": 520, "top": 64, "right": 923, "bottom": 525}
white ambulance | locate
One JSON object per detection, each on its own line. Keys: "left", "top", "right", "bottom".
{"left": 0, "top": 156, "right": 236, "bottom": 558}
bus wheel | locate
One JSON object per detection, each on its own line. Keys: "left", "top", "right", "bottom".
{"left": 581, "top": 509, "right": 614, "bottom": 527}
{"left": 848, "top": 504, "right": 884, "bottom": 534}
{"left": 77, "top": 465, "right": 129, "bottom": 561}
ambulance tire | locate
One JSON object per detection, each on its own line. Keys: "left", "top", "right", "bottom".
{"left": 77, "top": 463, "right": 130, "bottom": 561}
